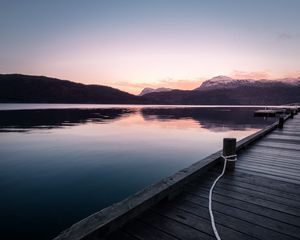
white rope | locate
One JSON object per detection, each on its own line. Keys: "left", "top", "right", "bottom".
{"left": 209, "top": 154, "right": 237, "bottom": 240}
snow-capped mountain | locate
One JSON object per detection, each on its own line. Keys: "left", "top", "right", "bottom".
{"left": 278, "top": 77, "right": 300, "bottom": 85}
{"left": 139, "top": 87, "right": 173, "bottom": 96}
{"left": 138, "top": 75, "right": 300, "bottom": 105}
{"left": 195, "top": 75, "right": 300, "bottom": 90}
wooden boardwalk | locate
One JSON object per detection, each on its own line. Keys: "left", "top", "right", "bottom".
{"left": 55, "top": 112, "right": 300, "bottom": 240}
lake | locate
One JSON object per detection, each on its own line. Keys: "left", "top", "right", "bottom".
{"left": 0, "top": 104, "right": 275, "bottom": 240}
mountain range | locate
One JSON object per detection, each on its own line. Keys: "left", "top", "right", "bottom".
{"left": 140, "top": 75, "right": 300, "bottom": 93}
{"left": 139, "top": 75, "right": 300, "bottom": 105}
{"left": 0, "top": 74, "right": 299, "bottom": 105}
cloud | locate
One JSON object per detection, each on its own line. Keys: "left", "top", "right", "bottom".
{"left": 230, "top": 70, "right": 270, "bottom": 80}
{"left": 157, "top": 78, "right": 203, "bottom": 89}
{"left": 113, "top": 78, "right": 203, "bottom": 94}
{"left": 281, "top": 70, "right": 300, "bottom": 79}
{"left": 277, "top": 32, "right": 299, "bottom": 41}
{"left": 115, "top": 81, "right": 156, "bottom": 89}
{"left": 278, "top": 33, "right": 294, "bottom": 40}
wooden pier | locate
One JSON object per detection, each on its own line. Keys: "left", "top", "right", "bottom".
{"left": 254, "top": 109, "right": 279, "bottom": 117}
{"left": 54, "top": 110, "right": 300, "bottom": 240}
{"left": 254, "top": 106, "right": 297, "bottom": 117}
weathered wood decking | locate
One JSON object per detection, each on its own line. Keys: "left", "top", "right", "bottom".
{"left": 55, "top": 112, "right": 300, "bottom": 240}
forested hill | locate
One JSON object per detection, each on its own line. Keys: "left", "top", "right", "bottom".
{"left": 0, "top": 74, "right": 144, "bottom": 104}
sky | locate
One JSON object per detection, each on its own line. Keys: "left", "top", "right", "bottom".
{"left": 0, "top": 0, "right": 300, "bottom": 94}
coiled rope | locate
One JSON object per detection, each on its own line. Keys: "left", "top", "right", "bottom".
{"left": 209, "top": 154, "right": 237, "bottom": 240}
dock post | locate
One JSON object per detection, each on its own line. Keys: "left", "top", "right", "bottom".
{"left": 290, "top": 111, "right": 294, "bottom": 118}
{"left": 223, "top": 138, "right": 236, "bottom": 171}
{"left": 278, "top": 116, "right": 284, "bottom": 129}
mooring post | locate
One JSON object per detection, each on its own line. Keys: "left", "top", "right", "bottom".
{"left": 290, "top": 109, "right": 294, "bottom": 118}
{"left": 278, "top": 116, "right": 284, "bottom": 129}
{"left": 294, "top": 109, "right": 298, "bottom": 115}
{"left": 223, "top": 138, "right": 236, "bottom": 171}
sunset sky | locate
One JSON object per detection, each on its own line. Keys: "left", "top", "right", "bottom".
{"left": 1, "top": 0, "right": 299, "bottom": 94}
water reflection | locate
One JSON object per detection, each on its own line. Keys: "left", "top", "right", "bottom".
{"left": 141, "top": 107, "right": 275, "bottom": 131}
{"left": 0, "top": 107, "right": 274, "bottom": 132}
{"left": 0, "top": 108, "right": 134, "bottom": 132}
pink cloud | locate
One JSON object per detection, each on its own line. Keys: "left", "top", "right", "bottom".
{"left": 281, "top": 70, "right": 300, "bottom": 79}
{"left": 158, "top": 78, "right": 203, "bottom": 89}
{"left": 113, "top": 78, "right": 203, "bottom": 94}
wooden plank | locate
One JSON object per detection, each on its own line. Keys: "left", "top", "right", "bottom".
{"left": 244, "top": 147, "right": 300, "bottom": 159}
{"left": 122, "top": 219, "right": 179, "bottom": 240}
{"left": 238, "top": 155, "right": 300, "bottom": 170}
{"left": 240, "top": 151, "right": 300, "bottom": 162}
{"left": 281, "top": 126, "right": 300, "bottom": 129}
{"left": 241, "top": 155, "right": 300, "bottom": 165}
{"left": 243, "top": 154, "right": 300, "bottom": 163}
{"left": 137, "top": 210, "right": 215, "bottom": 240}
{"left": 271, "top": 132, "right": 300, "bottom": 138}
{"left": 260, "top": 137, "right": 300, "bottom": 145}
{"left": 263, "top": 138, "right": 300, "bottom": 145}
{"left": 255, "top": 141, "right": 300, "bottom": 151}
{"left": 235, "top": 167, "right": 300, "bottom": 184}
{"left": 244, "top": 151, "right": 300, "bottom": 162}
{"left": 235, "top": 168, "right": 300, "bottom": 185}
{"left": 273, "top": 127, "right": 300, "bottom": 132}
{"left": 265, "top": 135, "right": 300, "bottom": 141}
{"left": 237, "top": 160, "right": 300, "bottom": 173}
{"left": 273, "top": 131, "right": 300, "bottom": 135}
{"left": 273, "top": 130, "right": 300, "bottom": 135}
{"left": 237, "top": 157, "right": 300, "bottom": 171}
{"left": 237, "top": 159, "right": 300, "bottom": 172}
{"left": 106, "top": 230, "right": 138, "bottom": 240}
{"left": 235, "top": 165, "right": 300, "bottom": 181}
{"left": 253, "top": 144, "right": 300, "bottom": 153}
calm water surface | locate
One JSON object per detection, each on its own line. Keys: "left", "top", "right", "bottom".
{"left": 0, "top": 104, "right": 275, "bottom": 239}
